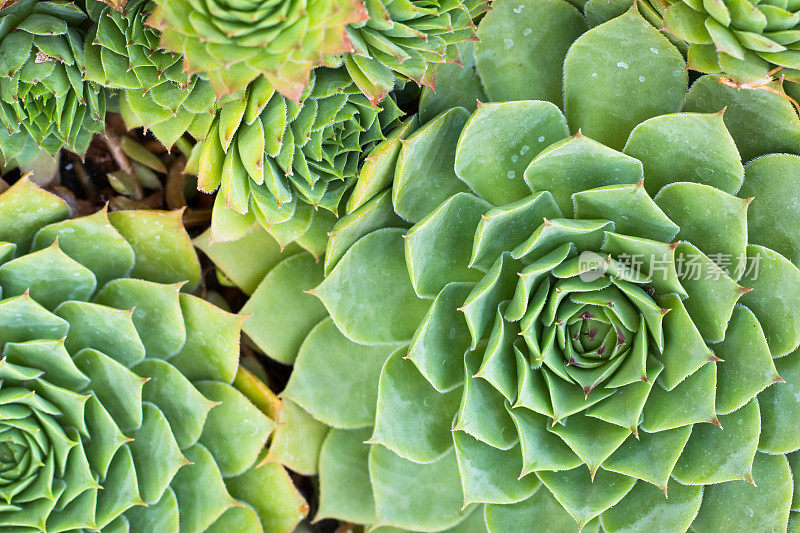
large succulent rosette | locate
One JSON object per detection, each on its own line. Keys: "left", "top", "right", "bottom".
{"left": 147, "top": 0, "right": 367, "bottom": 100}
{"left": 200, "top": 2, "right": 800, "bottom": 531}
{"left": 334, "top": 0, "right": 490, "bottom": 103}
{"left": 0, "top": 0, "right": 105, "bottom": 164}
{"left": 196, "top": 68, "right": 404, "bottom": 250}
{"left": 83, "top": 0, "right": 216, "bottom": 148}
{"left": 0, "top": 177, "right": 307, "bottom": 532}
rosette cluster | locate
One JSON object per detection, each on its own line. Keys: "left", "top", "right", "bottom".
{"left": 0, "top": 178, "right": 307, "bottom": 532}
{"left": 0, "top": 0, "right": 105, "bottom": 163}
{"left": 200, "top": 2, "right": 800, "bottom": 531}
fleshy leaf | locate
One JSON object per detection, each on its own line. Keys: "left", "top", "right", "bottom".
{"left": 393, "top": 107, "right": 471, "bottom": 222}
{"left": 623, "top": 111, "right": 744, "bottom": 196}
{"left": 370, "top": 447, "right": 473, "bottom": 531}
{"left": 284, "top": 318, "right": 394, "bottom": 429}
{"left": 563, "top": 5, "right": 687, "bottom": 150}
{"left": 692, "top": 453, "right": 792, "bottom": 532}
{"left": 405, "top": 193, "right": 489, "bottom": 298}
{"left": 240, "top": 252, "right": 326, "bottom": 364}
{"left": 537, "top": 466, "right": 636, "bottom": 529}
{"left": 453, "top": 431, "right": 539, "bottom": 506}
{"left": 672, "top": 399, "right": 760, "bottom": 484}
{"left": 455, "top": 100, "right": 570, "bottom": 205}
{"left": 313, "top": 228, "right": 430, "bottom": 344}
{"left": 370, "top": 352, "right": 461, "bottom": 463}
{"left": 683, "top": 75, "right": 800, "bottom": 162}
{"left": 600, "top": 479, "right": 702, "bottom": 533}
{"left": 739, "top": 154, "right": 800, "bottom": 267}
{"left": 316, "top": 428, "right": 376, "bottom": 524}
{"left": 474, "top": 0, "right": 587, "bottom": 107}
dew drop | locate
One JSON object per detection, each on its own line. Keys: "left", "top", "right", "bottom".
{"left": 511, "top": 154, "right": 519, "bottom": 162}
{"left": 513, "top": 4, "right": 524, "bottom": 12}
{"left": 537, "top": 136, "right": 545, "bottom": 143}
{"left": 638, "top": 76, "right": 645, "bottom": 82}
{"left": 650, "top": 47, "right": 659, "bottom": 54}
{"left": 617, "top": 61, "right": 629, "bottom": 69}
{"left": 520, "top": 145, "right": 530, "bottom": 155}
{"left": 507, "top": 171, "right": 516, "bottom": 179}
{"left": 504, "top": 38, "right": 514, "bottom": 49}
{"left": 523, "top": 28, "right": 532, "bottom": 36}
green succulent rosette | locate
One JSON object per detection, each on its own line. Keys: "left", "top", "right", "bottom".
{"left": 660, "top": 0, "right": 800, "bottom": 84}
{"left": 332, "top": 0, "right": 490, "bottom": 103}
{"left": 0, "top": 0, "right": 105, "bottom": 164}
{"left": 195, "top": 68, "right": 404, "bottom": 250}
{"left": 146, "top": 0, "right": 368, "bottom": 100}
{"left": 199, "top": 2, "right": 800, "bottom": 531}
{"left": 560, "top": 0, "right": 800, "bottom": 85}
{"left": 83, "top": 0, "right": 216, "bottom": 148}
{"left": 0, "top": 177, "right": 307, "bottom": 532}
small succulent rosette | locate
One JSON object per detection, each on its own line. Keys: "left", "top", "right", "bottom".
{"left": 0, "top": 177, "right": 307, "bottom": 532}
{"left": 83, "top": 0, "right": 217, "bottom": 148}
{"left": 199, "top": 1, "right": 800, "bottom": 531}
{"left": 0, "top": 0, "right": 106, "bottom": 164}
{"left": 333, "top": 0, "right": 490, "bottom": 103}
{"left": 146, "top": 0, "right": 368, "bottom": 100}
{"left": 192, "top": 68, "right": 404, "bottom": 251}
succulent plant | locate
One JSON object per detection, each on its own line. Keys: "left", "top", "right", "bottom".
{"left": 660, "top": 0, "right": 800, "bottom": 85}
{"left": 568, "top": 0, "right": 800, "bottom": 86}
{"left": 146, "top": 0, "right": 368, "bottom": 100}
{"left": 194, "top": 68, "right": 404, "bottom": 250}
{"left": 0, "top": 176, "right": 307, "bottom": 532}
{"left": 83, "top": 0, "right": 216, "bottom": 148}
{"left": 333, "top": 0, "right": 490, "bottom": 103}
{"left": 199, "top": 1, "right": 800, "bottom": 531}
{"left": 0, "top": 0, "right": 105, "bottom": 164}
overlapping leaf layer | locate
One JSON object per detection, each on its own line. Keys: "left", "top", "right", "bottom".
{"left": 0, "top": 178, "right": 306, "bottom": 532}
{"left": 199, "top": 1, "right": 800, "bottom": 531}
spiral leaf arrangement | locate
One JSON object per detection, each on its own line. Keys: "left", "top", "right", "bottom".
{"left": 0, "top": 0, "right": 105, "bottom": 164}
{"left": 197, "top": 68, "right": 404, "bottom": 248}
{"left": 199, "top": 2, "right": 800, "bottom": 531}
{"left": 0, "top": 177, "right": 307, "bottom": 532}
{"left": 83, "top": 0, "right": 217, "bottom": 148}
